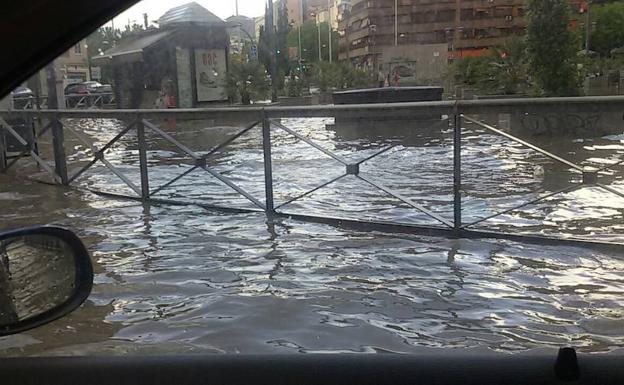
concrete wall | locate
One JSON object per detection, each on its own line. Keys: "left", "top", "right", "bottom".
{"left": 176, "top": 47, "right": 194, "bottom": 109}
{"left": 380, "top": 43, "right": 448, "bottom": 85}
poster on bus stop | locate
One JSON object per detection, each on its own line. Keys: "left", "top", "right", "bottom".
{"left": 195, "top": 49, "right": 227, "bottom": 102}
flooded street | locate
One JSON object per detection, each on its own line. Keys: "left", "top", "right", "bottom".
{"left": 0, "top": 116, "right": 623, "bottom": 356}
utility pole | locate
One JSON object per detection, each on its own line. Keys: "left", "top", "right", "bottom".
{"left": 585, "top": 0, "right": 591, "bottom": 52}
{"left": 328, "top": 0, "right": 333, "bottom": 62}
{"left": 267, "top": 0, "right": 278, "bottom": 102}
{"left": 318, "top": 21, "right": 322, "bottom": 61}
{"left": 394, "top": 0, "right": 398, "bottom": 46}
{"left": 236, "top": 0, "right": 239, "bottom": 16}
{"left": 453, "top": 0, "right": 460, "bottom": 59}
{"left": 298, "top": 0, "right": 303, "bottom": 66}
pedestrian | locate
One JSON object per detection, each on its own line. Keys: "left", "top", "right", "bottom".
{"left": 377, "top": 70, "right": 385, "bottom": 88}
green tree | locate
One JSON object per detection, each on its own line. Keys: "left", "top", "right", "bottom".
{"left": 591, "top": 2, "right": 624, "bottom": 56}
{"left": 526, "top": 0, "right": 580, "bottom": 96}
{"left": 287, "top": 20, "right": 339, "bottom": 63}
{"left": 86, "top": 26, "right": 123, "bottom": 83}
{"left": 490, "top": 37, "right": 530, "bottom": 95}
{"left": 450, "top": 56, "right": 495, "bottom": 93}
{"left": 276, "top": 2, "right": 291, "bottom": 76}
{"left": 312, "top": 62, "right": 374, "bottom": 92}
{"left": 225, "top": 60, "right": 270, "bottom": 105}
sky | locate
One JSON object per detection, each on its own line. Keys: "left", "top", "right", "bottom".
{"left": 112, "top": 0, "right": 266, "bottom": 28}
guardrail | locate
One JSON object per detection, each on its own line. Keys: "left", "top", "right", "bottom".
{"left": 1, "top": 96, "right": 624, "bottom": 248}
{"left": 10, "top": 93, "right": 116, "bottom": 110}
{"left": 64, "top": 93, "right": 115, "bottom": 109}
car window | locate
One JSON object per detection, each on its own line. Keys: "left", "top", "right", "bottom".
{"left": 1, "top": 0, "right": 624, "bottom": 358}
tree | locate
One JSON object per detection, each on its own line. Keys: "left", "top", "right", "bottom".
{"left": 287, "top": 20, "right": 338, "bottom": 63}
{"left": 526, "top": 0, "right": 580, "bottom": 96}
{"left": 86, "top": 26, "right": 122, "bottom": 83}
{"left": 312, "top": 62, "right": 375, "bottom": 92}
{"left": 276, "top": 1, "right": 291, "bottom": 76}
{"left": 225, "top": 60, "right": 270, "bottom": 105}
{"left": 490, "top": 37, "right": 530, "bottom": 95}
{"left": 259, "top": 0, "right": 278, "bottom": 101}
{"left": 450, "top": 56, "right": 494, "bottom": 93}
{"left": 591, "top": 2, "right": 624, "bottom": 56}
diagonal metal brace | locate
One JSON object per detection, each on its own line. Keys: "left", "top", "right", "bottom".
{"left": 65, "top": 122, "right": 141, "bottom": 196}
{"left": 143, "top": 119, "right": 199, "bottom": 160}
{"left": 150, "top": 166, "right": 199, "bottom": 196}
{"left": 462, "top": 115, "right": 584, "bottom": 172}
{"left": 275, "top": 173, "right": 347, "bottom": 210}
{"left": 270, "top": 119, "right": 348, "bottom": 165}
{"left": 0, "top": 117, "right": 61, "bottom": 183}
{"left": 463, "top": 184, "right": 581, "bottom": 228}
{"left": 356, "top": 145, "right": 397, "bottom": 166}
{"left": 357, "top": 172, "right": 454, "bottom": 228}
{"left": 204, "top": 121, "right": 260, "bottom": 159}
{"left": 198, "top": 164, "right": 266, "bottom": 210}
{"left": 597, "top": 183, "right": 624, "bottom": 200}
{"left": 67, "top": 124, "right": 135, "bottom": 183}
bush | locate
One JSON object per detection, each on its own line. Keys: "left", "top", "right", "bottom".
{"left": 312, "top": 62, "right": 375, "bottom": 92}
{"left": 226, "top": 61, "right": 270, "bottom": 105}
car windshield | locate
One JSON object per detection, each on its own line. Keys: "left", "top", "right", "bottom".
{"left": 1, "top": 0, "right": 624, "bottom": 358}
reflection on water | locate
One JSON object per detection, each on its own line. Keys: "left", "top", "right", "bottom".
{"left": 0, "top": 116, "right": 623, "bottom": 356}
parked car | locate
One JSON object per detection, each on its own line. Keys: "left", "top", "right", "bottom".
{"left": 64, "top": 81, "right": 113, "bottom": 107}
{"left": 64, "top": 82, "right": 89, "bottom": 96}
{"left": 10, "top": 86, "right": 33, "bottom": 99}
{"left": 9, "top": 86, "right": 34, "bottom": 109}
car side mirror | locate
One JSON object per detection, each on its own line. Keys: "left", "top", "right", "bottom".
{"left": 0, "top": 226, "right": 93, "bottom": 336}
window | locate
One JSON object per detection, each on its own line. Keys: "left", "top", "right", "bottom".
{"left": 74, "top": 43, "right": 82, "bottom": 55}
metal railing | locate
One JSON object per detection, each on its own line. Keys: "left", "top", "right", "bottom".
{"left": 1, "top": 96, "right": 624, "bottom": 248}
{"left": 10, "top": 93, "right": 116, "bottom": 110}
{"left": 64, "top": 93, "right": 116, "bottom": 109}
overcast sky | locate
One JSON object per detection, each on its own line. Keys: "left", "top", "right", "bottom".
{"left": 112, "top": 0, "right": 266, "bottom": 28}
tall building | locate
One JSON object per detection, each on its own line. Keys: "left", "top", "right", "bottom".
{"left": 338, "top": 0, "right": 587, "bottom": 65}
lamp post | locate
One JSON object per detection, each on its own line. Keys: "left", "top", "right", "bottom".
{"left": 585, "top": 0, "right": 592, "bottom": 52}
{"left": 318, "top": 22, "right": 323, "bottom": 61}
{"left": 328, "top": 0, "right": 333, "bottom": 62}
{"left": 394, "top": 0, "right": 398, "bottom": 46}
{"left": 84, "top": 44, "right": 92, "bottom": 81}
{"left": 370, "top": 24, "right": 377, "bottom": 71}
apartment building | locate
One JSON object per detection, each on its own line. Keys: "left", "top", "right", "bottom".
{"left": 338, "top": 0, "right": 587, "bottom": 64}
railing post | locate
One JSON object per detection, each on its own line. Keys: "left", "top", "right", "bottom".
{"left": 0, "top": 125, "right": 7, "bottom": 172}
{"left": 262, "top": 111, "right": 275, "bottom": 214}
{"left": 51, "top": 118, "right": 68, "bottom": 185}
{"left": 453, "top": 111, "right": 462, "bottom": 231}
{"left": 136, "top": 117, "right": 150, "bottom": 201}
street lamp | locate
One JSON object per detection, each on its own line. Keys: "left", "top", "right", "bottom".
{"left": 369, "top": 24, "right": 378, "bottom": 71}
{"left": 328, "top": 0, "right": 333, "bottom": 63}
{"left": 84, "top": 44, "right": 92, "bottom": 81}
{"left": 310, "top": 12, "right": 322, "bottom": 62}
{"left": 585, "top": 0, "right": 592, "bottom": 52}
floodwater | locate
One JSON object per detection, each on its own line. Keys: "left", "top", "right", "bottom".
{"left": 0, "top": 115, "right": 623, "bottom": 356}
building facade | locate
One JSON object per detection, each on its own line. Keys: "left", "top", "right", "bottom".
{"left": 338, "top": 0, "right": 587, "bottom": 65}
{"left": 55, "top": 39, "right": 91, "bottom": 85}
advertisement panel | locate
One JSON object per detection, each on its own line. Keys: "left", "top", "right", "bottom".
{"left": 195, "top": 49, "right": 227, "bottom": 102}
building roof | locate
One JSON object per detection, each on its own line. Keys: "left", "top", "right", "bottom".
{"left": 226, "top": 15, "right": 253, "bottom": 23}
{"left": 158, "top": 2, "right": 225, "bottom": 27}
{"left": 92, "top": 30, "right": 173, "bottom": 64}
